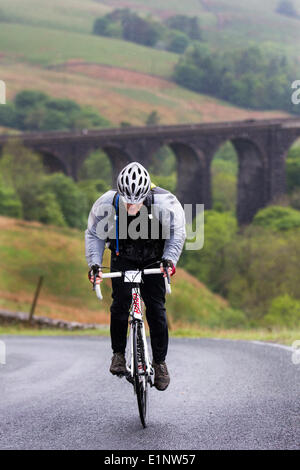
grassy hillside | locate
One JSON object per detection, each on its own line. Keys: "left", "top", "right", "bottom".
{"left": 99, "top": 0, "right": 300, "bottom": 58}
{"left": 0, "top": 2, "right": 294, "bottom": 127}
{"left": 2, "top": 0, "right": 300, "bottom": 57}
{"left": 0, "top": 23, "right": 178, "bottom": 76}
{"left": 0, "top": 216, "right": 243, "bottom": 329}
{"left": 0, "top": 60, "right": 289, "bottom": 127}
{"left": 0, "top": 0, "right": 111, "bottom": 33}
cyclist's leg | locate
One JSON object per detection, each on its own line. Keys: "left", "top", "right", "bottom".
{"left": 110, "top": 255, "right": 134, "bottom": 354}
{"left": 140, "top": 271, "right": 168, "bottom": 364}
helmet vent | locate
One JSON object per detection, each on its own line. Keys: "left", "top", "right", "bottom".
{"left": 117, "top": 162, "right": 151, "bottom": 203}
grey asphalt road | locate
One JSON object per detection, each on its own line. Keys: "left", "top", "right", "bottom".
{"left": 0, "top": 336, "right": 299, "bottom": 450}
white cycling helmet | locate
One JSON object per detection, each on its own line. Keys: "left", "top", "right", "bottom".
{"left": 117, "top": 162, "right": 151, "bottom": 204}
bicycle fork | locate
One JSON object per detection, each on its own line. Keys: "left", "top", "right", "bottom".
{"left": 126, "top": 288, "right": 154, "bottom": 387}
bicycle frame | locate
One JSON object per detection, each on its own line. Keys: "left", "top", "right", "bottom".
{"left": 93, "top": 266, "right": 171, "bottom": 427}
{"left": 127, "top": 285, "right": 152, "bottom": 380}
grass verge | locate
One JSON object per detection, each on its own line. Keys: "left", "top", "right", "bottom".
{"left": 0, "top": 323, "right": 298, "bottom": 346}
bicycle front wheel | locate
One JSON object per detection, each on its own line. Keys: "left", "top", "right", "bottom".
{"left": 133, "top": 322, "right": 148, "bottom": 428}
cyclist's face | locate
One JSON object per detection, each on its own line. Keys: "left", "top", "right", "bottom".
{"left": 125, "top": 202, "right": 143, "bottom": 216}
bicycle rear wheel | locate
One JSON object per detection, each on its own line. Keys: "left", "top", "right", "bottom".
{"left": 133, "top": 322, "right": 148, "bottom": 428}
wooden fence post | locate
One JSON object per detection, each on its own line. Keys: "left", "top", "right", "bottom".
{"left": 29, "top": 276, "right": 44, "bottom": 323}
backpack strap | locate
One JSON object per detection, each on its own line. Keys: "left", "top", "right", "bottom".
{"left": 113, "top": 191, "right": 120, "bottom": 256}
{"left": 112, "top": 186, "right": 156, "bottom": 256}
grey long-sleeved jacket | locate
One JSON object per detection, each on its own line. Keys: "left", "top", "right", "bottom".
{"left": 85, "top": 188, "right": 186, "bottom": 267}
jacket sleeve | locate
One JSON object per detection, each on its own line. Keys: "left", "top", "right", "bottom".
{"left": 153, "top": 191, "right": 186, "bottom": 266}
{"left": 85, "top": 190, "right": 115, "bottom": 268}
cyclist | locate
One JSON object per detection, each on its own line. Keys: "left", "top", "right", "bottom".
{"left": 85, "top": 162, "right": 186, "bottom": 391}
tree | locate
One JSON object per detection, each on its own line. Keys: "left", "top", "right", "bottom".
{"left": 166, "top": 30, "right": 189, "bottom": 53}
{"left": 93, "top": 17, "right": 110, "bottom": 36}
{"left": 0, "top": 8, "right": 7, "bottom": 22}
{"left": 122, "top": 13, "right": 162, "bottom": 47}
{"left": 27, "top": 189, "right": 66, "bottom": 226}
{"left": 286, "top": 145, "right": 300, "bottom": 192}
{"left": 93, "top": 16, "right": 122, "bottom": 38}
{"left": 0, "top": 90, "right": 110, "bottom": 132}
{"left": 78, "top": 150, "right": 112, "bottom": 182}
{"left": 0, "top": 102, "right": 17, "bottom": 128}
{"left": 145, "top": 110, "right": 160, "bottom": 126}
{"left": 0, "top": 141, "right": 46, "bottom": 221}
{"left": 220, "top": 224, "right": 300, "bottom": 321}
{"left": 0, "top": 177, "right": 22, "bottom": 218}
{"left": 0, "top": 141, "right": 44, "bottom": 200}
{"left": 276, "top": 0, "right": 298, "bottom": 17}
{"left": 165, "top": 15, "right": 202, "bottom": 41}
{"left": 181, "top": 211, "right": 237, "bottom": 293}
{"left": 43, "top": 173, "right": 88, "bottom": 229}
{"left": 265, "top": 294, "right": 300, "bottom": 327}
{"left": 173, "top": 43, "right": 298, "bottom": 115}
{"left": 252, "top": 205, "right": 300, "bottom": 231}
{"left": 0, "top": 142, "right": 86, "bottom": 227}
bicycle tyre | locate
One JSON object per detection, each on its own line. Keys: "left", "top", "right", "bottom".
{"left": 133, "top": 322, "right": 148, "bottom": 428}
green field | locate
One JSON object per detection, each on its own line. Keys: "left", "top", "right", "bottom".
{"left": 1, "top": 0, "right": 300, "bottom": 60}
{"left": 0, "top": 0, "right": 111, "bottom": 33}
{"left": 0, "top": 23, "right": 178, "bottom": 76}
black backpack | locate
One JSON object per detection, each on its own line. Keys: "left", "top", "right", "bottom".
{"left": 108, "top": 187, "right": 165, "bottom": 262}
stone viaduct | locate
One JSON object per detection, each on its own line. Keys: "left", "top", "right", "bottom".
{"left": 1, "top": 117, "right": 300, "bottom": 224}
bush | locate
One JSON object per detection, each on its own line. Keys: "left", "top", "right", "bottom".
{"left": 92, "top": 9, "right": 203, "bottom": 52}
{"left": 77, "top": 179, "right": 110, "bottom": 208}
{"left": 286, "top": 146, "right": 300, "bottom": 192}
{"left": 166, "top": 31, "right": 189, "bottom": 53}
{"left": 145, "top": 110, "right": 160, "bottom": 126}
{"left": 265, "top": 294, "right": 300, "bottom": 327}
{"left": 0, "top": 103, "right": 17, "bottom": 127}
{"left": 180, "top": 210, "right": 237, "bottom": 293}
{"left": 211, "top": 159, "right": 237, "bottom": 213}
{"left": 150, "top": 174, "right": 176, "bottom": 193}
{"left": 0, "top": 178, "right": 22, "bottom": 218}
{"left": 93, "top": 9, "right": 164, "bottom": 48}
{"left": 0, "top": 142, "right": 89, "bottom": 228}
{"left": 209, "top": 307, "right": 247, "bottom": 329}
{"left": 252, "top": 205, "right": 300, "bottom": 231}
{"left": 78, "top": 150, "right": 112, "bottom": 182}
{"left": 93, "top": 17, "right": 122, "bottom": 38}
{"left": 220, "top": 224, "right": 300, "bottom": 322}
{"left": 0, "top": 90, "right": 110, "bottom": 132}
{"left": 27, "top": 190, "right": 66, "bottom": 227}
{"left": 43, "top": 173, "right": 88, "bottom": 229}
{"left": 165, "top": 15, "right": 202, "bottom": 41}
{"left": 289, "top": 188, "right": 300, "bottom": 210}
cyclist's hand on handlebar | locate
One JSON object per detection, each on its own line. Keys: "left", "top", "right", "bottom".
{"left": 160, "top": 259, "right": 176, "bottom": 277}
{"left": 88, "top": 264, "right": 103, "bottom": 285}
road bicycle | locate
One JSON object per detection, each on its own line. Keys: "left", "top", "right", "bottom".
{"left": 94, "top": 266, "right": 171, "bottom": 428}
